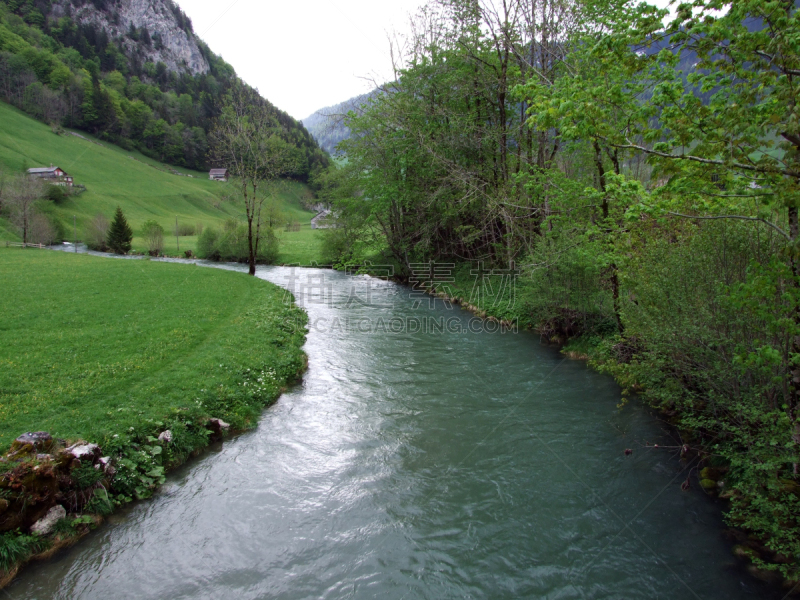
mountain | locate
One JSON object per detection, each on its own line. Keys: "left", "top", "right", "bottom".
{"left": 303, "top": 90, "right": 378, "bottom": 155}
{"left": 0, "top": 0, "right": 328, "bottom": 180}
{"left": 49, "top": 0, "right": 209, "bottom": 75}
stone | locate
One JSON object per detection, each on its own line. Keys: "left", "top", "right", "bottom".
{"left": 158, "top": 430, "right": 173, "bottom": 444}
{"left": 30, "top": 505, "right": 66, "bottom": 536}
{"left": 207, "top": 418, "right": 230, "bottom": 440}
{"left": 700, "top": 478, "right": 718, "bottom": 491}
{"left": 13, "top": 432, "right": 52, "bottom": 452}
{"left": 67, "top": 443, "right": 101, "bottom": 463}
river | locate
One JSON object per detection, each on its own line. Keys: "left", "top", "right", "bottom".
{"left": 5, "top": 265, "right": 778, "bottom": 599}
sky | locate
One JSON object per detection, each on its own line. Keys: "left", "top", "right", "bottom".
{"left": 177, "top": 0, "right": 426, "bottom": 120}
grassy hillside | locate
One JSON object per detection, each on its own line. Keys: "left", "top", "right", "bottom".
{"left": 0, "top": 247, "right": 307, "bottom": 449}
{"left": 0, "top": 101, "right": 322, "bottom": 263}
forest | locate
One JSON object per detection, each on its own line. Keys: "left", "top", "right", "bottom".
{"left": 0, "top": 0, "right": 329, "bottom": 180}
{"left": 321, "top": 0, "right": 800, "bottom": 581}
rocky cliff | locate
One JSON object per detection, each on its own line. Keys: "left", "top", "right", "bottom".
{"left": 50, "top": 0, "right": 209, "bottom": 75}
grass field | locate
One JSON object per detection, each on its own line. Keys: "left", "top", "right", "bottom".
{"left": 0, "top": 101, "right": 323, "bottom": 264}
{"left": 0, "top": 248, "right": 307, "bottom": 451}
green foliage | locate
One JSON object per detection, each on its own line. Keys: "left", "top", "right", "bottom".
{"left": 140, "top": 219, "right": 164, "bottom": 256}
{"left": 44, "top": 184, "right": 65, "bottom": 204}
{"left": 106, "top": 205, "right": 132, "bottom": 254}
{"left": 82, "top": 488, "right": 113, "bottom": 516}
{"left": 196, "top": 224, "right": 279, "bottom": 265}
{"left": 72, "top": 462, "right": 103, "bottom": 490}
{"left": 0, "top": 530, "right": 48, "bottom": 572}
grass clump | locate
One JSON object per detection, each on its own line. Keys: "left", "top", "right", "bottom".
{"left": 0, "top": 531, "right": 48, "bottom": 573}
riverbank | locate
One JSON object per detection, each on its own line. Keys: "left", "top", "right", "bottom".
{"left": 386, "top": 261, "right": 798, "bottom": 592}
{"left": 0, "top": 248, "right": 308, "bottom": 587}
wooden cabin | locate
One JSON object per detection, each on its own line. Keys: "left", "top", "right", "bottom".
{"left": 311, "top": 210, "right": 335, "bottom": 229}
{"left": 209, "top": 168, "right": 229, "bottom": 182}
{"left": 28, "top": 166, "right": 73, "bottom": 187}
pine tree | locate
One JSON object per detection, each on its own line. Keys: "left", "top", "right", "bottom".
{"left": 107, "top": 206, "right": 132, "bottom": 254}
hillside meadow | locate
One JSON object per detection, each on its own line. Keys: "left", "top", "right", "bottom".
{"left": 0, "top": 102, "right": 322, "bottom": 264}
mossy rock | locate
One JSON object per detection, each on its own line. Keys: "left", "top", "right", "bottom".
{"left": 700, "top": 478, "right": 718, "bottom": 491}
{"left": 700, "top": 467, "right": 723, "bottom": 481}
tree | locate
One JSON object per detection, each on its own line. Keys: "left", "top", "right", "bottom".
{"left": 84, "top": 212, "right": 109, "bottom": 251}
{"left": 106, "top": 206, "right": 132, "bottom": 254}
{"left": 140, "top": 219, "right": 164, "bottom": 256}
{"left": 6, "top": 174, "right": 43, "bottom": 244}
{"left": 209, "top": 83, "right": 292, "bottom": 275}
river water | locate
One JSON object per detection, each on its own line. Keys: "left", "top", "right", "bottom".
{"left": 6, "top": 266, "right": 779, "bottom": 599}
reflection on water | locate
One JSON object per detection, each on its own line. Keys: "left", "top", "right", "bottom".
{"left": 6, "top": 265, "right": 778, "bottom": 599}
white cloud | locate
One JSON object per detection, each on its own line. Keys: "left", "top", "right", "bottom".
{"left": 177, "top": 0, "right": 425, "bottom": 119}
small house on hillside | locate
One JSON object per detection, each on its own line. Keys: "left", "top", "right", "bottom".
{"left": 28, "top": 166, "right": 73, "bottom": 187}
{"left": 209, "top": 168, "right": 229, "bottom": 182}
{"left": 311, "top": 210, "right": 335, "bottom": 229}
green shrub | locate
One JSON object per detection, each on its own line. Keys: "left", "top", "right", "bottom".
{"left": 197, "top": 224, "right": 279, "bottom": 264}
{"left": 140, "top": 219, "right": 164, "bottom": 256}
{"left": 44, "top": 184, "right": 65, "bottom": 204}
{"left": 84, "top": 212, "right": 109, "bottom": 251}
{"left": 196, "top": 226, "right": 220, "bottom": 260}
{"left": 0, "top": 531, "right": 48, "bottom": 572}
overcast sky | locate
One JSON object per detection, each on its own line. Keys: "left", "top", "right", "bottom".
{"left": 177, "top": 0, "right": 426, "bottom": 120}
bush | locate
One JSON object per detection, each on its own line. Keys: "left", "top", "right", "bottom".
{"left": 85, "top": 213, "right": 109, "bottom": 251}
{"left": 196, "top": 224, "right": 279, "bottom": 264}
{"left": 196, "top": 227, "right": 220, "bottom": 260}
{"left": 175, "top": 223, "right": 196, "bottom": 236}
{"left": 44, "top": 184, "right": 65, "bottom": 204}
{"left": 141, "top": 219, "right": 164, "bottom": 256}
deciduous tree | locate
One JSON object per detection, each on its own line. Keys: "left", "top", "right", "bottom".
{"left": 209, "top": 83, "right": 293, "bottom": 275}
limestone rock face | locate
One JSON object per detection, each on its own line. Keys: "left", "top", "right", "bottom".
{"left": 50, "top": 0, "right": 210, "bottom": 76}
{"left": 30, "top": 505, "right": 66, "bottom": 536}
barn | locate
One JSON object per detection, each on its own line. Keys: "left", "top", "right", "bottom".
{"left": 28, "top": 166, "right": 73, "bottom": 187}
{"left": 209, "top": 168, "right": 229, "bottom": 182}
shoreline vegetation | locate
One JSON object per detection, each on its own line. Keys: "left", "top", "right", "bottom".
{"left": 0, "top": 248, "right": 308, "bottom": 588}
{"left": 390, "top": 263, "right": 795, "bottom": 591}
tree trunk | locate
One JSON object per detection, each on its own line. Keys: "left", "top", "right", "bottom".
{"left": 594, "top": 139, "right": 623, "bottom": 333}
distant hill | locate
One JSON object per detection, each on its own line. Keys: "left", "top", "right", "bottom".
{"left": 302, "top": 90, "right": 378, "bottom": 155}
{"left": 0, "top": 0, "right": 328, "bottom": 180}
{"left": 0, "top": 100, "right": 320, "bottom": 263}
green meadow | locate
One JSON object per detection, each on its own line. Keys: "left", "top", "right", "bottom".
{"left": 0, "top": 101, "right": 323, "bottom": 264}
{"left": 0, "top": 248, "right": 307, "bottom": 451}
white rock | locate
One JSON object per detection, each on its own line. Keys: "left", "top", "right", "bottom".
{"left": 68, "top": 444, "right": 100, "bottom": 460}
{"left": 31, "top": 505, "right": 66, "bottom": 536}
